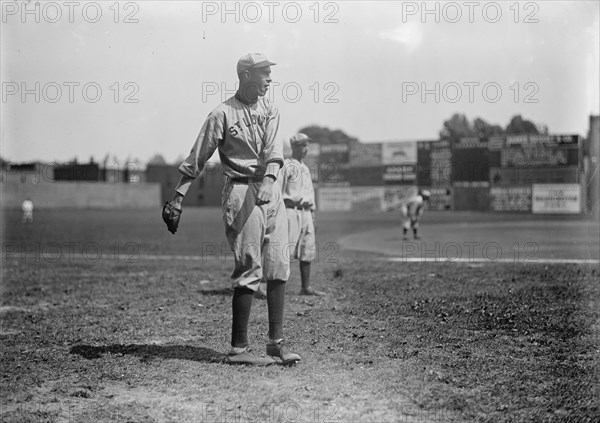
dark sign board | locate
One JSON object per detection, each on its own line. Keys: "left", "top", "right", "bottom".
{"left": 490, "top": 166, "right": 579, "bottom": 185}
{"left": 489, "top": 135, "right": 579, "bottom": 167}
{"left": 417, "top": 140, "right": 452, "bottom": 186}
{"left": 317, "top": 162, "right": 348, "bottom": 186}
{"left": 452, "top": 186, "right": 490, "bottom": 211}
{"left": 383, "top": 164, "right": 417, "bottom": 185}
{"left": 500, "top": 145, "right": 579, "bottom": 167}
{"left": 344, "top": 165, "right": 385, "bottom": 186}
{"left": 489, "top": 186, "right": 532, "bottom": 212}
{"left": 319, "top": 142, "right": 350, "bottom": 164}
{"left": 451, "top": 138, "right": 490, "bottom": 182}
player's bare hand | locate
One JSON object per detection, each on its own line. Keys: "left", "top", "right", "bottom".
{"left": 171, "top": 193, "right": 184, "bottom": 209}
{"left": 256, "top": 176, "right": 275, "bottom": 205}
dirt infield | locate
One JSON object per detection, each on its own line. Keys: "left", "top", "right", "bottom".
{"left": 1, "top": 209, "right": 599, "bottom": 422}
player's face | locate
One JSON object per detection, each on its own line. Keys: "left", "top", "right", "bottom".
{"left": 292, "top": 144, "right": 309, "bottom": 160}
{"left": 246, "top": 66, "right": 272, "bottom": 98}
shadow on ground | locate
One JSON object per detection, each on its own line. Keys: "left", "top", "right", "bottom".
{"left": 70, "top": 344, "right": 223, "bottom": 363}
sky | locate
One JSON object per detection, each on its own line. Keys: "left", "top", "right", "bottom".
{"left": 1, "top": 0, "right": 599, "bottom": 165}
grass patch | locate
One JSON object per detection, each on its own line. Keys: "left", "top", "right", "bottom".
{"left": 1, "top": 210, "right": 598, "bottom": 422}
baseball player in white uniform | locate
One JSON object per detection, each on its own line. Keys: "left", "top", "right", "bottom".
{"left": 282, "top": 133, "right": 324, "bottom": 296}
{"left": 21, "top": 198, "right": 33, "bottom": 223}
{"left": 165, "top": 53, "right": 300, "bottom": 366}
{"left": 400, "top": 189, "right": 430, "bottom": 240}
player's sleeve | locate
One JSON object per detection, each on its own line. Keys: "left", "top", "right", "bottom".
{"left": 262, "top": 100, "right": 284, "bottom": 179}
{"left": 306, "top": 166, "right": 316, "bottom": 211}
{"left": 280, "top": 158, "right": 290, "bottom": 191}
{"left": 415, "top": 200, "right": 425, "bottom": 219}
{"left": 176, "top": 112, "right": 223, "bottom": 196}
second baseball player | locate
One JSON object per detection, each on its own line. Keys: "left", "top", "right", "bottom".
{"left": 281, "top": 133, "right": 325, "bottom": 296}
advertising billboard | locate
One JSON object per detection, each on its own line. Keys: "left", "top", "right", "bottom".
{"left": 532, "top": 184, "right": 581, "bottom": 214}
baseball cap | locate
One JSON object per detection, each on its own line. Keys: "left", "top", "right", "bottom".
{"left": 237, "top": 53, "right": 276, "bottom": 74}
{"left": 290, "top": 133, "right": 310, "bottom": 146}
{"left": 419, "top": 189, "right": 431, "bottom": 199}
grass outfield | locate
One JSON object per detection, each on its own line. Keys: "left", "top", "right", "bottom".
{"left": 1, "top": 209, "right": 599, "bottom": 422}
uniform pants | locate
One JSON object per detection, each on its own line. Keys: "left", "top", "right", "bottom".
{"left": 222, "top": 179, "right": 290, "bottom": 290}
{"left": 286, "top": 208, "right": 316, "bottom": 262}
{"left": 400, "top": 205, "right": 419, "bottom": 230}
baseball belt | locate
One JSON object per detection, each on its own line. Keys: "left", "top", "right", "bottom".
{"left": 229, "top": 176, "right": 264, "bottom": 184}
{"left": 284, "top": 199, "right": 311, "bottom": 210}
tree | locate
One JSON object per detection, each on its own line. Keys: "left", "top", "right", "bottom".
{"left": 439, "top": 113, "right": 548, "bottom": 142}
{"left": 505, "top": 115, "right": 540, "bottom": 135}
{"left": 473, "top": 117, "right": 504, "bottom": 138}
{"left": 147, "top": 153, "right": 167, "bottom": 165}
{"left": 439, "top": 113, "right": 477, "bottom": 143}
{"left": 298, "top": 125, "right": 359, "bottom": 145}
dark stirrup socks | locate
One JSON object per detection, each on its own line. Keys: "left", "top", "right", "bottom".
{"left": 231, "top": 287, "right": 254, "bottom": 348}
{"left": 266, "top": 279, "right": 286, "bottom": 340}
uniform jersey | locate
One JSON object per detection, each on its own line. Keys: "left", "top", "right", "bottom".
{"left": 403, "top": 195, "right": 425, "bottom": 217}
{"left": 400, "top": 194, "right": 426, "bottom": 229}
{"left": 175, "top": 91, "right": 289, "bottom": 289}
{"left": 281, "top": 157, "right": 316, "bottom": 261}
{"left": 281, "top": 158, "right": 315, "bottom": 211}
{"left": 22, "top": 200, "right": 33, "bottom": 213}
{"left": 177, "top": 93, "right": 283, "bottom": 195}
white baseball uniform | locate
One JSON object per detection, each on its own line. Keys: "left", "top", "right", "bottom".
{"left": 400, "top": 194, "right": 426, "bottom": 230}
{"left": 281, "top": 157, "right": 316, "bottom": 262}
{"left": 176, "top": 92, "right": 289, "bottom": 290}
{"left": 22, "top": 200, "right": 33, "bottom": 223}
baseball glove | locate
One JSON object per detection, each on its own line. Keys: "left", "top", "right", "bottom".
{"left": 162, "top": 201, "right": 182, "bottom": 234}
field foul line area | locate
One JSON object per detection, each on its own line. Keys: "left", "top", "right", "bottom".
{"left": 385, "top": 257, "right": 599, "bottom": 264}
{"left": 2, "top": 253, "right": 598, "bottom": 265}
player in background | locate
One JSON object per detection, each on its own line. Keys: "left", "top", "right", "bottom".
{"left": 164, "top": 53, "right": 300, "bottom": 366}
{"left": 400, "top": 189, "right": 431, "bottom": 240}
{"left": 21, "top": 198, "right": 33, "bottom": 223}
{"left": 281, "top": 133, "right": 325, "bottom": 296}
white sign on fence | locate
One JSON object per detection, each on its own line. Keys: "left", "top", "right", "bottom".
{"left": 532, "top": 184, "right": 581, "bottom": 214}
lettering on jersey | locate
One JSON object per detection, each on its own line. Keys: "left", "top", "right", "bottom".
{"left": 228, "top": 114, "right": 266, "bottom": 137}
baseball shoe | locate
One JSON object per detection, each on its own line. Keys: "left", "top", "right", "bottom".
{"left": 254, "top": 288, "right": 267, "bottom": 299}
{"left": 413, "top": 236, "right": 421, "bottom": 240}
{"left": 299, "top": 287, "right": 325, "bottom": 296}
{"left": 224, "top": 347, "right": 274, "bottom": 366}
{"left": 402, "top": 236, "right": 410, "bottom": 241}
{"left": 266, "top": 340, "right": 301, "bottom": 365}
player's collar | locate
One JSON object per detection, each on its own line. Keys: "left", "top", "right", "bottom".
{"left": 235, "top": 91, "right": 258, "bottom": 106}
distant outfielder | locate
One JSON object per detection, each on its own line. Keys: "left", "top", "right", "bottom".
{"left": 282, "top": 133, "right": 324, "bottom": 296}
{"left": 21, "top": 198, "right": 33, "bottom": 223}
{"left": 162, "top": 53, "right": 300, "bottom": 366}
{"left": 400, "top": 189, "right": 430, "bottom": 240}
